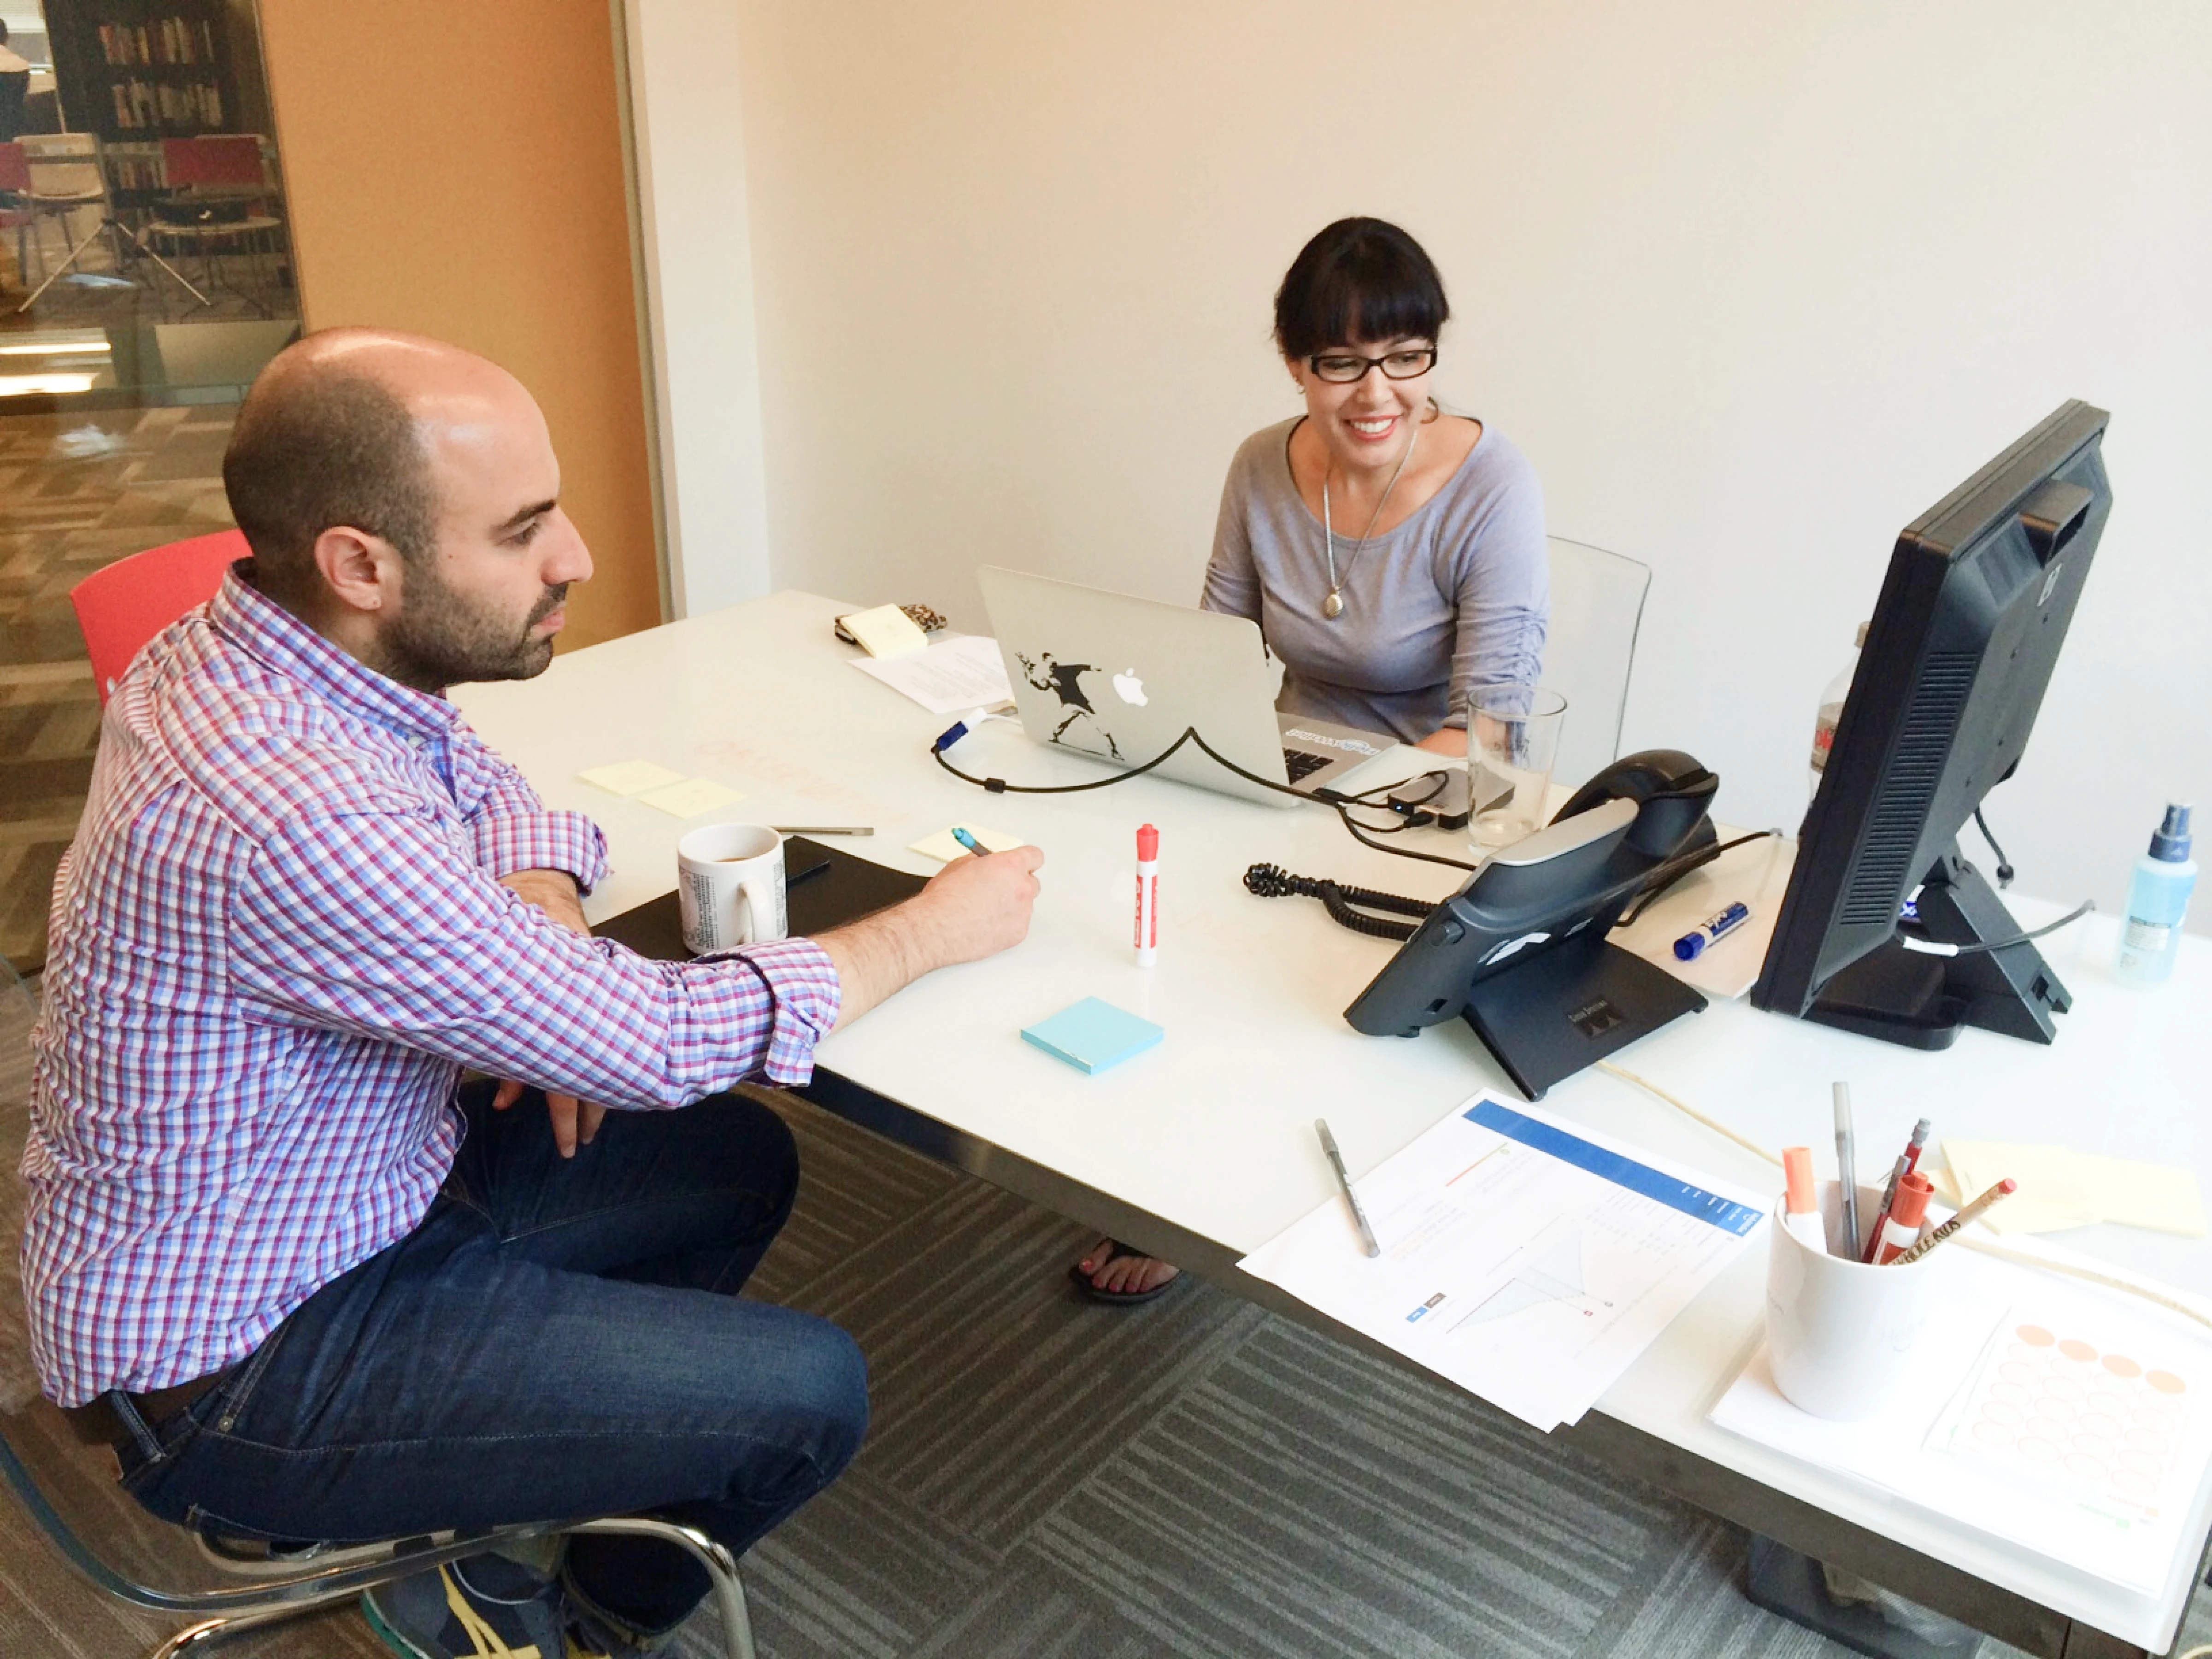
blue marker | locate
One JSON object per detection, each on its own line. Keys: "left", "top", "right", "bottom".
{"left": 1674, "top": 901, "right": 1750, "bottom": 960}
{"left": 949, "top": 826, "right": 988, "bottom": 857}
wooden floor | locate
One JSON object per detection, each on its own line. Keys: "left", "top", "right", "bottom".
{"left": 0, "top": 404, "right": 241, "bottom": 975}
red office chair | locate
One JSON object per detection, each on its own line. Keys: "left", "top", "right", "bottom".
{"left": 71, "top": 529, "right": 248, "bottom": 705}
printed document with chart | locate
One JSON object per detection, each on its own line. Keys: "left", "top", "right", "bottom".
{"left": 1240, "top": 1093, "right": 1767, "bottom": 1431}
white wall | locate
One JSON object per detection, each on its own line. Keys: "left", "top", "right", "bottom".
{"left": 621, "top": 0, "right": 772, "bottom": 616}
{"left": 655, "top": 0, "right": 2212, "bottom": 930}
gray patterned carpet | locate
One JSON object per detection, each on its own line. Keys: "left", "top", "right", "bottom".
{"left": 6, "top": 964, "right": 2212, "bottom": 1658}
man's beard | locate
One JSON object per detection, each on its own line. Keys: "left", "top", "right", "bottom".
{"left": 377, "top": 565, "right": 567, "bottom": 693}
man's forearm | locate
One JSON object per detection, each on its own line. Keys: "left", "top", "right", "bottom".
{"left": 813, "top": 846, "right": 1044, "bottom": 1030}
{"left": 814, "top": 905, "right": 942, "bottom": 1030}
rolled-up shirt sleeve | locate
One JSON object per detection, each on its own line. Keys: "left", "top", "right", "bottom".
{"left": 228, "top": 810, "right": 841, "bottom": 1104}
{"left": 462, "top": 751, "right": 609, "bottom": 893}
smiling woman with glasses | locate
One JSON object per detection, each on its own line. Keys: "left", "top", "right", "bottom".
{"left": 1200, "top": 215, "right": 1549, "bottom": 754}
{"left": 1072, "top": 218, "right": 1552, "bottom": 1309}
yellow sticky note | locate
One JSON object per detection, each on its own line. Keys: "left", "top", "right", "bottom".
{"left": 2080, "top": 1154, "right": 2208, "bottom": 1237}
{"left": 1942, "top": 1141, "right": 2096, "bottom": 1234}
{"left": 908, "top": 825, "right": 1027, "bottom": 863}
{"left": 579, "top": 759, "right": 687, "bottom": 797}
{"left": 838, "top": 603, "right": 930, "bottom": 659}
{"left": 1939, "top": 1140, "right": 2207, "bottom": 1237}
{"left": 637, "top": 778, "right": 746, "bottom": 819}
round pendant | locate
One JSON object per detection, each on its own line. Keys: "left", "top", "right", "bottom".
{"left": 1322, "top": 589, "right": 1345, "bottom": 620}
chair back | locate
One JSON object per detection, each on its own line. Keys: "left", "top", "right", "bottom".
{"left": 0, "top": 140, "right": 30, "bottom": 195}
{"left": 18, "top": 131, "right": 103, "bottom": 204}
{"left": 71, "top": 529, "right": 247, "bottom": 705}
{"left": 161, "top": 135, "right": 265, "bottom": 190}
{"left": 1541, "top": 535, "right": 1652, "bottom": 792}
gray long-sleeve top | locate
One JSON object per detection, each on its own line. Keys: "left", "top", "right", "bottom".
{"left": 1200, "top": 416, "right": 1549, "bottom": 744}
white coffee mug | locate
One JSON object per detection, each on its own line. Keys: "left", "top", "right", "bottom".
{"left": 1766, "top": 1179, "right": 1936, "bottom": 1421}
{"left": 677, "top": 824, "right": 788, "bottom": 954}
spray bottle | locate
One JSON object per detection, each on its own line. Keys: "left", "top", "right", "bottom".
{"left": 2115, "top": 804, "right": 2195, "bottom": 986}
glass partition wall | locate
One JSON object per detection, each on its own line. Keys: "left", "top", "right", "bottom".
{"left": 0, "top": 0, "right": 300, "bottom": 405}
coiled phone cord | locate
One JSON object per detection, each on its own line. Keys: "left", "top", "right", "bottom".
{"left": 1242, "top": 864, "right": 1426, "bottom": 941}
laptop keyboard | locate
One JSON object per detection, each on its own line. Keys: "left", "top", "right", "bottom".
{"left": 1282, "top": 747, "right": 1332, "bottom": 785}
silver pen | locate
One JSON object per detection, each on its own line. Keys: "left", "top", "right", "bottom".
{"left": 770, "top": 825, "right": 874, "bottom": 836}
{"left": 1833, "top": 1082, "right": 1859, "bottom": 1253}
{"left": 1316, "top": 1118, "right": 1381, "bottom": 1258}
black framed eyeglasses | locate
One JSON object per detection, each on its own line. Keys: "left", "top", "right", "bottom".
{"left": 1306, "top": 346, "right": 1438, "bottom": 383}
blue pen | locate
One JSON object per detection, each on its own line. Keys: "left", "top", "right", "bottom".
{"left": 949, "top": 827, "right": 988, "bottom": 857}
{"left": 1674, "top": 901, "right": 1750, "bottom": 960}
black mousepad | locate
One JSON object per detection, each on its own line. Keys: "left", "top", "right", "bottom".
{"left": 593, "top": 835, "right": 927, "bottom": 963}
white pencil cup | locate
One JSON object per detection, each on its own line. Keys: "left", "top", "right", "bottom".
{"left": 1766, "top": 1180, "right": 1936, "bottom": 1421}
{"left": 677, "top": 824, "right": 788, "bottom": 954}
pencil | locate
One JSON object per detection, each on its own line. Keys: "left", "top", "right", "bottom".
{"left": 1886, "top": 1178, "right": 2018, "bottom": 1266}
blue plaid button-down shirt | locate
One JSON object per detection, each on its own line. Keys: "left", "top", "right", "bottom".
{"left": 23, "top": 572, "right": 841, "bottom": 1406}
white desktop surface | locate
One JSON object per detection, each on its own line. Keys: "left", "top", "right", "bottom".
{"left": 455, "top": 590, "right": 2211, "bottom": 1651}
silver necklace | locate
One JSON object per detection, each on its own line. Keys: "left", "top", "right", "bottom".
{"left": 1319, "top": 416, "right": 1419, "bottom": 620}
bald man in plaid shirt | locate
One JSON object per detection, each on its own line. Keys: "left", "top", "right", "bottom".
{"left": 23, "top": 329, "right": 1045, "bottom": 1659}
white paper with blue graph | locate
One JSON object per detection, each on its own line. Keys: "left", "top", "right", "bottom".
{"left": 1239, "top": 1092, "right": 1768, "bottom": 1431}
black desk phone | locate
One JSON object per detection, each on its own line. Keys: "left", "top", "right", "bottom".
{"left": 1335, "top": 750, "right": 1723, "bottom": 1100}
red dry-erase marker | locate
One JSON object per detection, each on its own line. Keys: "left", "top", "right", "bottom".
{"left": 1868, "top": 1172, "right": 1935, "bottom": 1266}
{"left": 1135, "top": 824, "right": 1159, "bottom": 966}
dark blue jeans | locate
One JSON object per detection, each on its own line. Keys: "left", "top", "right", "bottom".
{"left": 115, "top": 1084, "right": 869, "bottom": 1635}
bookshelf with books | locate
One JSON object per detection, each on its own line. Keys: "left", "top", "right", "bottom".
{"left": 46, "top": 0, "right": 246, "bottom": 142}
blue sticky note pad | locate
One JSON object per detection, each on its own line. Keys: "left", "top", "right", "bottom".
{"left": 1020, "top": 997, "right": 1164, "bottom": 1075}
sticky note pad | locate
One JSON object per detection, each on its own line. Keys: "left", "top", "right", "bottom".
{"left": 580, "top": 759, "right": 687, "bottom": 797}
{"left": 637, "top": 778, "right": 746, "bottom": 818}
{"left": 1940, "top": 1140, "right": 2207, "bottom": 1237}
{"left": 909, "top": 825, "right": 1027, "bottom": 862}
{"left": 837, "top": 603, "right": 930, "bottom": 659}
{"left": 1021, "top": 997, "right": 1163, "bottom": 1075}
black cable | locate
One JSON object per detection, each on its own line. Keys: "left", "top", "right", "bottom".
{"left": 1242, "top": 828, "right": 1789, "bottom": 943}
{"left": 1614, "top": 829, "right": 1786, "bottom": 926}
{"left": 1244, "top": 863, "right": 1427, "bottom": 940}
{"left": 933, "top": 725, "right": 1488, "bottom": 873}
{"left": 1973, "top": 806, "right": 2015, "bottom": 888}
{"left": 1899, "top": 899, "right": 2093, "bottom": 957}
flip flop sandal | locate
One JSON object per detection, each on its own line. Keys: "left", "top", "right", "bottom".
{"left": 1070, "top": 1240, "right": 1182, "bottom": 1306}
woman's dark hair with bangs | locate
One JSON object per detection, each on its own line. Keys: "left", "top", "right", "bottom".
{"left": 1273, "top": 218, "right": 1449, "bottom": 360}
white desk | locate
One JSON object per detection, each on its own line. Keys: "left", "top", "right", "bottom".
{"left": 457, "top": 590, "right": 2210, "bottom": 1657}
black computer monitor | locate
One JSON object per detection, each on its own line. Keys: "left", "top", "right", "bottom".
{"left": 1750, "top": 399, "right": 2112, "bottom": 1050}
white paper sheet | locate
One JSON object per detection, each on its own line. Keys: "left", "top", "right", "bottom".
{"left": 1710, "top": 1236, "right": 2212, "bottom": 1592}
{"left": 849, "top": 634, "right": 1014, "bottom": 716}
{"left": 1239, "top": 1093, "right": 1768, "bottom": 1431}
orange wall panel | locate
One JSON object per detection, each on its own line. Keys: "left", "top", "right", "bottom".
{"left": 257, "top": 0, "right": 659, "bottom": 652}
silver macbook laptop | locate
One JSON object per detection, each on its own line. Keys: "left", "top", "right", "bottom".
{"left": 977, "top": 566, "right": 1395, "bottom": 809}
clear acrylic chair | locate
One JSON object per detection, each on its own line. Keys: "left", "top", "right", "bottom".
{"left": 1541, "top": 535, "right": 1653, "bottom": 793}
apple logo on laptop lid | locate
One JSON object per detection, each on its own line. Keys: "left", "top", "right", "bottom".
{"left": 1111, "top": 669, "right": 1147, "bottom": 706}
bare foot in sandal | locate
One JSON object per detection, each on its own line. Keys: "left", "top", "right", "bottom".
{"left": 1071, "top": 1239, "right": 1181, "bottom": 1305}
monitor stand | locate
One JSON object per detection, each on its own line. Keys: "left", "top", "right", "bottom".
{"left": 1460, "top": 930, "right": 1707, "bottom": 1101}
{"left": 1802, "top": 845, "right": 2071, "bottom": 1051}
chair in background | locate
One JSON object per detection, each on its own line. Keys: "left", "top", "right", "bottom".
{"left": 0, "top": 141, "right": 39, "bottom": 294}
{"left": 1541, "top": 535, "right": 1653, "bottom": 792}
{"left": 146, "top": 135, "right": 283, "bottom": 318}
{"left": 69, "top": 529, "right": 247, "bottom": 705}
{"left": 10, "top": 131, "right": 204, "bottom": 315}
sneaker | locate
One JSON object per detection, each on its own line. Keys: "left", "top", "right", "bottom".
{"left": 363, "top": 1558, "right": 567, "bottom": 1659}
